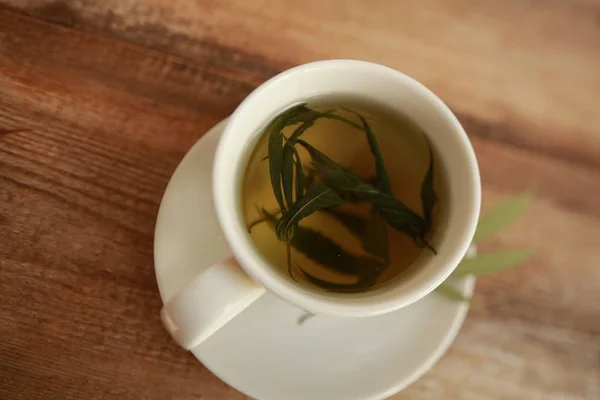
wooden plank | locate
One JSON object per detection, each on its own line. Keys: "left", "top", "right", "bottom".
{"left": 405, "top": 319, "right": 600, "bottom": 399}
{"left": 0, "top": 8, "right": 251, "bottom": 400}
{"left": 4, "top": 0, "right": 600, "bottom": 170}
{"left": 0, "top": 5, "right": 598, "bottom": 400}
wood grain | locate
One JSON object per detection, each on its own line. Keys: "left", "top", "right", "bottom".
{"left": 5, "top": 0, "right": 600, "bottom": 169}
{"left": 1, "top": 1, "right": 599, "bottom": 399}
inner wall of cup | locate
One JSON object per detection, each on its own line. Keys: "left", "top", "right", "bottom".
{"left": 215, "top": 60, "right": 480, "bottom": 313}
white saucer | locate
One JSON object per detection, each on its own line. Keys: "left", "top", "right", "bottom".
{"left": 154, "top": 118, "right": 475, "bottom": 400}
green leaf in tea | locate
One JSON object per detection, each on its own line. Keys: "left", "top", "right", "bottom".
{"left": 284, "top": 118, "right": 321, "bottom": 205}
{"left": 320, "top": 113, "right": 363, "bottom": 131}
{"left": 452, "top": 249, "right": 534, "bottom": 277}
{"left": 362, "top": 118, "right": 391, "bottom": 193}
{"left": 268, "top": 130, "right": 286, "bottom": 213}
{"left": 298, "top": 140, "right": 422, "bottom": 222}
{"left": 322, "top": 208, "right": 367, "bottom": 237}
{"left": 420, "top": 137, "right": 437, "bottom": 226}
{"left": 268, "top": 103, "right": 310, "bottom": 129}
{"left": 363, "top": 210, "right": 390, "bottom": 262}
{"left": 266, "top": 103, "right": 322, "bottom": 213}
{"left": 293, "top": 153, "right": 305, "bottom": 202}
{"left": 247, "top": 216, "right": 269, "bottom": 233}
{"left": 247, "top": 206, "right": 283, "bottom": 233}
{"left": 415, "top": 236, "right": 437, "bottom": 255}
{"left": 261, "top": 209, "right": 384, "bottom": 279}
{"left": 373, "top": 196, "right": 424, "bottom": 233}
{"left": 276, "top": 184, "right": 344, "bottom": 242}
{"left": 251, "top": 103, "right": 440, "bottom": 293}
{"left": 292, "top": 221, "right": 383, "bottom": 276}
{"left": 281, "top": 104, "right": 319, "bottom": 126}
{"left": 300, "top": 166, "right": 316, "bottom": 190}
{"left": 343, "top": 109, "right": 392, "bottom": 194}
{"left": 323, "top": 207, "right": 389, "bottom": 263}
{"left": 473, "top": 188, "right": 535, "bottom": 243}
{"left": 298, "top": 139, "right": 432, "bottom": 251}
{"left": 298, "top": 140, "right": 399, "bottom": 198}
{"left": 296, "top": 139, "right": 345, "bottom": 174}
{"left": 296, "top": 267, "right": 374, "bottom": 293}
{"left": 281, "top": 144, "right": 295, "bottom": 209}
{"left": 287, "top": 114, "right": 320, "bottom": 143}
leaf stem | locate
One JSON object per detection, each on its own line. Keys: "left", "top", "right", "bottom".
{"left": 247, "top": 209, "right": 281, "bottom": 232}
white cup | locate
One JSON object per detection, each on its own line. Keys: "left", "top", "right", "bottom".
{"left": 161, "top": 60, "right": 481, "bottom": 350}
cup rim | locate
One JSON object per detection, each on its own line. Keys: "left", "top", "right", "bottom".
{"left": 213, "top": 59, "right": 481, "bottom": 317}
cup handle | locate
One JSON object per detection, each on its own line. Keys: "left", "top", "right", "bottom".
{"left": 160, "top": 257, "right": 265, "bottom": 350}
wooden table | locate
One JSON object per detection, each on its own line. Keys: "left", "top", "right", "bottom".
{"left": 1, "top": 1, "right": 598, "bottom": 399}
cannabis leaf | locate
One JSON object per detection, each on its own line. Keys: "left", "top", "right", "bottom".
{"left": 268, "top": 130, "right": 286, "bottom": 213}
{"left": 262, "top": 209, "right": 384, "bottom": 281}
{"left": 436, "top": 283, "right": 472, "bottom": 302}
{"left": 473, "top": 189, "right": 535, "bottom": 243}
{"left": 452, "top": 249, "right": 534, "bottom": 277}
{"left": 420, "top": 137, "right": 437, "bottom": 226}
{"left": 276, "top": 184, "right": 343, "bottom": 242}
{"left": 258, "top": 105, "right": 439, "bottom": 293}
{"left": 298, "top": 140, "right": 423, "bottom": 226}
{"left": 436, "top": 189, "right": 535, "bottom": 303}
{"left": 322, "top": 208, "right": 367, "bottom": 237}
{"left": 363, "top": 211, "right": 390, "bottom": 262}
{"left": 281, "top": 143, "right": 295, "bottom": 209}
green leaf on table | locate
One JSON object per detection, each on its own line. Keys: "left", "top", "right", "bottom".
{"left": 275, "top": 184, "right": 343, "bottom": 242}
{"left": 473, "top": 188, "right": 535, "bottom": 243}
{"left": 452, "top": 249, "right": 534, "bottom": 277}
{"left": 435, "top": 282, "right": 472, "bottom": 302}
